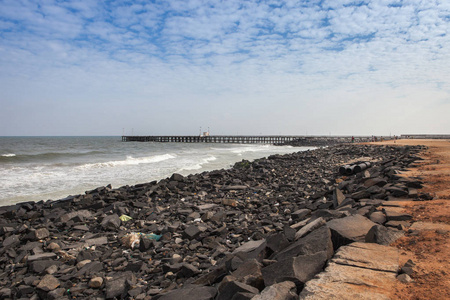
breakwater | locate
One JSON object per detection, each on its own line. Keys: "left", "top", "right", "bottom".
{"left": 0, "top": 143, "right": 428, "bottom": 299}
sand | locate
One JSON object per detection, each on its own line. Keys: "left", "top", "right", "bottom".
{"left": 365, "top": 139, "right": 450, "bottom": 299}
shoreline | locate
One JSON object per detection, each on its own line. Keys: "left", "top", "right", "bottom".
{"left": 0, "top": 142, "right": 442, "bottom": 299}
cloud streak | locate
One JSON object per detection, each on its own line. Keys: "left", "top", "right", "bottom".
{"left": 0, "top": 0, "right": 449, "bottom": 135}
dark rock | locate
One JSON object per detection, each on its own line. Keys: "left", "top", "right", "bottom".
{"left": 183, "top": 225, "right": 201, "bottom": 240}
{"left": 291, "top": 209, "right": 311, "bottom": 221}
{"left": 158, "top": 285, "right": 217, "bottom": 300}
{"left": 327, "top": 215, "right": 377, "bottom": 250}
{"left": 332, "top": 188, "right": 345, "bottom": 208}
{"left": 365, "top": 225, "right": 404, "bottom": 245}
{"left": 101, "top": 214, "right": 121, "bottom": 230}
{"left": 252, "top": 281, "right": 297, "bottom": 300}
{"left": 105, "top": 271, "right": 135, "bottom": 299}
{"left": 273, "top": 225, "right": 333, "bottom": 261}
{"left": 231, "top": 259, "right": 264, "bottom": 290}
{"left": 262, "top": 251, "right": 328, "bottom": 287}
{"left": 266, "top": 233, "right": 290, "bottom": 254}
{"left": 217, "top": 281, "right": 259, "bottom": 300}
{"left": 3, "top": 234, "right": 20, "bottom": 248}
{"left": 383, "top": 209, "right": 413, "bottom": 221}
{"left": 27, "top": 252, "right": 57, "bottom": 262}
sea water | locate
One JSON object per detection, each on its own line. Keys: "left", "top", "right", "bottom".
{"left": 0, "top": 136, "right": 312, "bottom": 206}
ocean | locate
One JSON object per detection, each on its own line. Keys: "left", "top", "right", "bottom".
{"left": 0, "top": 136, "right": 311, "bottom": 206}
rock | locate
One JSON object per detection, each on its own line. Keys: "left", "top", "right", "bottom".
{"left": 223, "top": 199, "right": 237, "bottom": 207}
{"left": 300, "top": 242, "right": 399, "bottom": 300}
{"left": 105, "top": 271, "right": 135, "bottom": 299}
{"left": 217, "top": 281, "right": 259, "bottom": 300}
{"left": 400, "top": 259, "right": 416, "bottom": 275}
{"left": 295, "top": 217, "right": 325, "bottom": 240}
{"left": 262, "top": 251, "right": 328, "bottom": 287}
{"left": 231, "top": 259, "right": 264, "bottom": 290}
{"left": 266, "top": 233, "right": 290, "bottom": 254}
{"left": 369, "top": 211, "right": 386, "bottom": 224}
{"left": 273, "top": 225, "right": 333, "bottom": 261}
{"left": 383, "top": 209, "right": 413, "bottom": 221}
{"left": 89, "top": 277, "right": 103, "bottom": 288}
{"left": 397, "top": 273, "right": 413, "bottom": 283}
{"left": 251, "top": 281, "right": 297, "bottom": 300}
{"left": 37, "top": 274, "right": 60, "bottom": 291}
{"left": 183, "top": 225, "right": 201, "bottom": 240}
{"left": 332, "top": 188, "right": 345, "bottom": 208}
{"left": 158, "top": 285, "right": 217, "bottom": 300}
{"left": 327, "top": 215, "right": 377, "bottom": 249}
{"left": 101, "top": 214, "right": 121, "bottom": 230}
{"left": 27, "top": 253, "right": 57, "bottom": 262}
{"left": 332, "top": 242, "right": 399, "bottom": 272}
{"left": 28, "top": 228, "right": 50, "bottom": 240}
{"left": 2, "top": 234, "right": 20, "bottom": 248}
{"left": 365, "top": 225, "right": 404, "bottom": 245}
{"left": 363, "top": 177, "right": 387, "bottom": 188}
{"left": 59, "top": 210, "right": 92, "bottom": 223}
{"left": 85, "top": 236, "right": 108, "bottom": 246}
{"left": 291, "top": 209, "right": 311, "bottom": 221}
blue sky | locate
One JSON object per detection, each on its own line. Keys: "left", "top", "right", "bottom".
{"left": 0, "top": 0, "right": 449, "bottom": 136}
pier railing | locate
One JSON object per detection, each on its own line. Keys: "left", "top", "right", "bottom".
{"left": 121, "top": 135, "right": 373, "bottom": 144}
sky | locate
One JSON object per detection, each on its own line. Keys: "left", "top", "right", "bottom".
{"left": 0, "top": 0, "right": 449, "bottom": 136}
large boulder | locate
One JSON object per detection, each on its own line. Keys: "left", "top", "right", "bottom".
{"left": 327, "top": 215, "right": 377, "bottom": 250}
{"left": 272, "top": 226, "right": 333, "bottom": 261}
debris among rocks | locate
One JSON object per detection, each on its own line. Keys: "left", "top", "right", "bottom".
{"left": 0, "top": 144, "right": 426, "bottom": 299}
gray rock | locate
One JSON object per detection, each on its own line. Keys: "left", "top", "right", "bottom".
{"left": 383, "top": 209, "right": 413, "bottom": 221}
{"left": 105, "top": 271, "right": 135, "bottom": 299}
{"left": 158, "top": 285, "right": 217, "bottom": 300}
{"left": 217, "top": 281, "right": 259, "bottom": 300}
{"left": 291, "top": 209, "right": 311, "bottom": 221}
{"left": 251, "top": 281, "right": 297, "bottom": 300}
{"left": 231, "top": 259, "right": 264, "bottom": 290}
{"left": 262, "top": 251, "right": 328, "bottom": 286}
{"left": 37, "top": 274, "right": 60, "bottom": 291}
{"left": 183, "top": 225, "right": 201, "bottom": 240}
{"left": 327, "top": 215, "right": 377, "bottom": 249}
{"left": 369, "top": 211, "right": 386, "bottom": 224}
{"left": 2, "top": 234, "right": 20, "bottom": 248}
{"left": 295, "top": 217, "right": 325, "bottom": 240}
{"left": 365, "top": 225, "right": 404, "bottom": 245}
{"left": 273, "top": 225, "right": 333, "bottom": 261}
{"left": 101, "top": 214, "right": 121, "bottom": 230}
{"left": 333, "top": 188, "right": 345, "bottom": 208}
{"left": 397, "top": 273, "right": 413, "bottom": 283}
{"left": 27, "top": 252, "right": 57, "bottom": 262}
{"left": 59, "top": 210, "right": 92, "bottom": 223}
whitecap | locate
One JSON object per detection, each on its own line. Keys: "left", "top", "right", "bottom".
{"left": 1, "top": 153, "right": 16, "bottom": 157}
{"left": 76, "top": 154, "right": 176, "bottom": 169}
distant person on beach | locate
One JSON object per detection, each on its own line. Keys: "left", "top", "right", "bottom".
{"left": 351, "top": 136, "right": 354, "bottom": 143}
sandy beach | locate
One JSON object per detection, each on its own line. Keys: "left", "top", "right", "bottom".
{"left": 368, "top": 139, "right": 450, "bottom": 299}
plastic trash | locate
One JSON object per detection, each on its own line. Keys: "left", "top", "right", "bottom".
{"left": 119, "top": 215, "right": 132, "bottom": 222}
{"left": 121, "top": 232, "right": 162, "bottom": 249}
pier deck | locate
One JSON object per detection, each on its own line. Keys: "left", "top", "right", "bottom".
{"left": 121, "top": 135, "right": 366, "bottom": 144}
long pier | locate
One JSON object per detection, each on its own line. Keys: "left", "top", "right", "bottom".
{"left": 122, "top": 135, "right": 300, "bottom": 144}
{"left": 121, "top": 135, "right": 369, "bottom": 144}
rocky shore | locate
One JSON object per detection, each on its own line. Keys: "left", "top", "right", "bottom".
{"left": 0, "top": 144, "right": 429, "bottom": 299}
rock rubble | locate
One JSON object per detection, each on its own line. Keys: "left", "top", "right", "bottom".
{"left": 0, "top": 144, "right": 428, "bottom": 299}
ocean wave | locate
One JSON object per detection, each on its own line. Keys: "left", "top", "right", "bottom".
{"left": 77, "top": 154, "right": 176, "bottom": 169}
{"left": 179, "top": 156, "right": 217, "bottom": 171}
{"left": 0, "top": 150, "right": 107, "bottom": 162}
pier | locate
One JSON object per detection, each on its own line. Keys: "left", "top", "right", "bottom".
{"left": 121, "top": 135, "right": 370, "bottom": 144}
